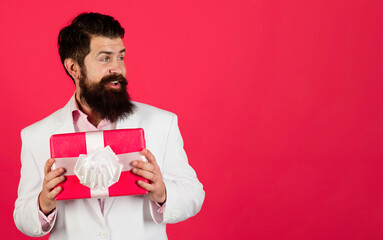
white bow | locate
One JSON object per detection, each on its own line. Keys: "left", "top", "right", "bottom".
{"left": 74, "top": 146, "right": 123, "bottom": 191}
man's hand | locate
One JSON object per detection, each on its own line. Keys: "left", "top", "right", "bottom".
{"left": 131, "top": 149, "right": 166, "bottom": 204}
{"left": 38, "top": 158, "right": 66, "bottom": 215}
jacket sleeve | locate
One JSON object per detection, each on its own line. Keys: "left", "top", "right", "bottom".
{"left": 13, "top": 128, "right": 56, "bottom": 237}
{"left": 154, "top": 114, "right": 205, "bottom": 223}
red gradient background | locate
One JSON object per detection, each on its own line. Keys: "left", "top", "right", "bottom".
{"left": 1, "top": 0, "right": 382, "bottom": 239}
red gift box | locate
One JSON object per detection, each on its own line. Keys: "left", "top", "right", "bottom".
{"left": 50, "top": 128, "right": 148, "bottom": 200}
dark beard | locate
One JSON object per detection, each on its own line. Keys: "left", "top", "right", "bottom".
{"left": 79, "top": 72, "right": 135, "bottom": 122}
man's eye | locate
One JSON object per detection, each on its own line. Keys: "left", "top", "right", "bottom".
{"left": 118, "top": 56, "right": 125, "bottom": 60}
{"left": 101, "top": 57, "right": 110, "bottom": 62}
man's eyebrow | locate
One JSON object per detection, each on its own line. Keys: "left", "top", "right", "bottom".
{"left": 97, "top": 51, "right": 113, "bottom": 56}
{"left": 96, "top": 49, "right": 125, "bottom": 56}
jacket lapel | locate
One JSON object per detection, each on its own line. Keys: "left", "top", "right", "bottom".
{"left": 53, "top": 98, "right": 76, "bottom": 134}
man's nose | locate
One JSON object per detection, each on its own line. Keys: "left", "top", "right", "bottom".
{"left": 108, "top": 59, "right": 125, "bottom": 75}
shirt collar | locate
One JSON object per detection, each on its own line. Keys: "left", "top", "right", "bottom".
{"left": 69, "top": 93, "right": 115, "bottom": 131}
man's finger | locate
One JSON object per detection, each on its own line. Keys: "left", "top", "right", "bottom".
{"left": 137, "top": 180, "right": 153, "bottom": 192}
{"left": 132, "top": 168, "right": 155, "bottom": 181}
{"left": 132, "top": 160, "right": 154, "bottom": 172}
{"left": 45, "top": 168, "right": 65, "bottom": 183}
{"left": 47, "top": 186, "right": 62, "bottom": 200}
{"left": 44, "top": 158, "right": 55, "bottom": 176}
{"left": 141, "top": 149, "right": 156, "bottom": 164}
{"left": 46, "top": 175, "right": 66, "bottom": 190}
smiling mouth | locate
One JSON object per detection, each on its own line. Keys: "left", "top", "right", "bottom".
{"left": 106, "top": 81, "right": 120, "bottom": 89}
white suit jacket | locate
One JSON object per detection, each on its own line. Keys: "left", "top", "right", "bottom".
{"left": 14, "top": 98, "right": 205, "bottom": 240}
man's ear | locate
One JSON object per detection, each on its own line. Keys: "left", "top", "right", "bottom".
{"left": 64, "top": 58, "right": 81, "bottom": 82}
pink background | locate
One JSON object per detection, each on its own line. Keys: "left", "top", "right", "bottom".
{"left": 1, "top": 0, "right": 382, "bottom": 239}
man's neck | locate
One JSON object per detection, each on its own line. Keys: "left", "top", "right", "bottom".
{"left": 75, "top": 94, "right": 102, "bottom": 127}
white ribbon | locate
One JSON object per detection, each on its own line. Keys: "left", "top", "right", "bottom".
{"left": 74, "top": 146, "right": 122, "bottom": 191}
{"left": 55, "top": 152, "right": 147, "bottom": 175}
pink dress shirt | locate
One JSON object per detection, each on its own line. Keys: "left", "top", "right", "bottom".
{"left": 38, "top": 95, "right": 165, "bottom": 230}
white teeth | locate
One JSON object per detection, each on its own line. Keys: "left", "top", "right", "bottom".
{"left": 110, "top": 81, "right": 118, "bottom": 85}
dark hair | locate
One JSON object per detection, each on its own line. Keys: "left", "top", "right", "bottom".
{"left": 58, "top": 12, "right": 125, "bottom": 83}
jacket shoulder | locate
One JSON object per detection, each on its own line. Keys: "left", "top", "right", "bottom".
{"left": 133, "top": 102, "right": 176, "bottom": 120}
{"left": 21, "top": 104, "right": 69, "bottom": 138}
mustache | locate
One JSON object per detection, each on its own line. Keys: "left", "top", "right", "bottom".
{"left": 100, "top": 74, "right": 128, "bottom": 86}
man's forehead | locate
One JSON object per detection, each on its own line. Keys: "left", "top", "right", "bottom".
{"left": 89, "top": 36, "right": 125, "bottom": 54}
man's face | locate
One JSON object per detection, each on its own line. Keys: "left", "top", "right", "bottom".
{"left": 77, "top": 36, "right": 135, "bottom": 122}
{"left": 82, "top": 36, "right": 127, "bottom": 86}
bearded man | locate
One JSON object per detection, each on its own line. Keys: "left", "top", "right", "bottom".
{"left": 14, "top": 12, "right": 204, "bottom": 240}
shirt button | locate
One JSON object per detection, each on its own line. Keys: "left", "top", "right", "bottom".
{"left": 98, "top": 231, "right": 108, "bottom": 239}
